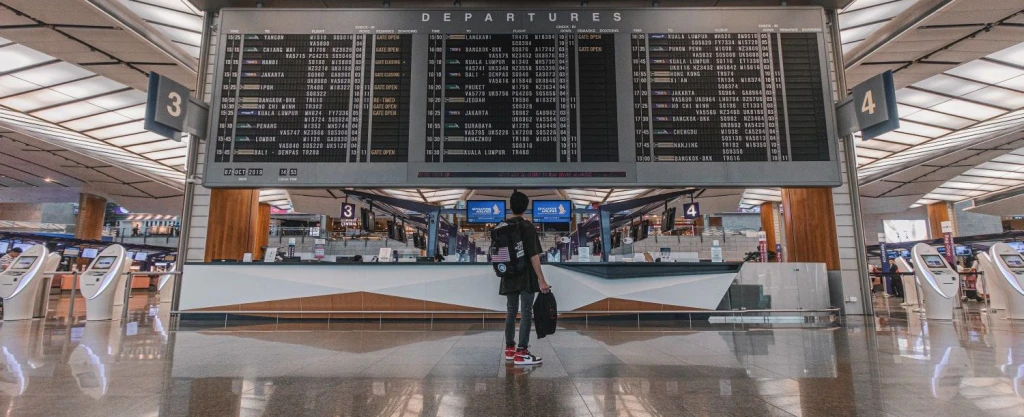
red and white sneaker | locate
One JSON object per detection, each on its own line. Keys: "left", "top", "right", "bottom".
{"left": 514, "top": 348, "right": 542, "bottom": 365}
{"left": 504, "top": 346, "right": 516, "bottom": 361}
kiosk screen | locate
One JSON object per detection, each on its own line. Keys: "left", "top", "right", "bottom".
{"left": 1001, "top": 255, "right": 1024, "bottom": 268}
{"left": 93, "top": 256, "right": 117, "bottom": 270}
{"left": 81, "top": 248, "right": 99, "bottom": 258}
{"left": 11, "top": 256, "right": 37, "bottom": 270}
{"left": 922, "top": 255, "right": 946, "bottom": 269}
{"left": 64, "top": 247, "right": 80, "bottom": 257}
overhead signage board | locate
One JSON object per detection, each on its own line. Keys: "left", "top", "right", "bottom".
{"left": 532, "top": 200, "right": 572, "bottom": 223}
{"left": 682, "top": 203, "right": 700, "bottom": 220}
{"left": 203, "top": 8, "right": 839, "bottom": 188}
{"left": 466, "top": 200, "right": 506, "bottom": 224}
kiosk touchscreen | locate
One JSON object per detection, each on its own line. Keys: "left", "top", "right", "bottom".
{"left": 911, "top": 243, "right": 958, "bottom": 320}
{"left": 80, "top": 245, "right": 132, "bottom": 321}
{"left": 894, "top": 257, "right": 922, "bottom": 307}
{"left": 0, "top": 245, "right": 61, "bottom": 321}
{"left": 990, "top": 243, "right": 1024, "bottom": 320}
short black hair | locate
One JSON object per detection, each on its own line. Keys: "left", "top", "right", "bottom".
{"left": 11, "top": 247, "right": 22, "bottom": 253}
{"left": 510, "top": 191, "right": 529, "bottom": 215}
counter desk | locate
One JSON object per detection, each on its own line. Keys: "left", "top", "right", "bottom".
{"left": 178, "top": 262, "right": 754, "bottom": 316}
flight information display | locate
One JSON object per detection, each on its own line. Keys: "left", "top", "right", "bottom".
{"left": 204, "top": 8, "right": 840, "bottom": 188}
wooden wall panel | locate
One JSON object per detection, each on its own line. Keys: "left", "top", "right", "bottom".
{"left": 251, "top": 203, "right": 271, "bottom": 260}
{"left": 927, "top": 202, "right": 950, "bottom": 239}
{"left": 782, "top": 188, "right": 840, "bottom": 270}
{"left": 759, "top": 202, "right": 777, "bottom": 251}
{"left": 205, "top": 189, "right": 259, "bottom": 262}
{"left": 74, "top": 194, "right": 106, "bottom": 240}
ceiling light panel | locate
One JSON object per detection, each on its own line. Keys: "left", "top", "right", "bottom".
{"left": 913, "top": 74, "right": 988, "bottom": 97}
{"left": 50, "top": 77, "right": 126, "bottom": 100}
{"left": 105, "top": 132, "right": 165, "bottom": 147}
{"left": 0, "top": 89, "right": 73, "bottom": 112}
{"left": 946, "top": 60, "right": 1024, "bottom": 84}
{"left": 964, "top": 87, "right": 1024, "bottom": 110}
{"left": 0, "top": 76, "right": 40, "bottom": 97}
{"left": 85, "top": 121, "right": 145, "bottom": 139}
{"left": 11, "top": 62, "right": 93, "bottom": 87}
{"left": 987, "top": 42, "right": 1024, "bottom": 67}
{"left": 901, "top": 109, "right": 976, "bottom": 129}
{"left": 895, "top": 121, "right": 951, "bottom": 138}
{"left": 86, "top": 90, "right": 145, "bottom": 110}
{"left": 0, "top": 45, "right": 53, "bottom": 72}
{"left": 30, "top": 102, "right": 107, "bottom": 123}
{"left": 898, "top": 89, "right": 950, "bottom": 108}
{"left": 61, "top": 111, "right": 132, "bottom": 131}
{"left": 929, "top": 99, "right": 1008, "bottom": 120}
{"left": 856, "top": 140, "right": 909, "bottom": 153}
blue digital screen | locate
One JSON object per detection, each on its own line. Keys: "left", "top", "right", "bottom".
{"left": 532, "top": 200, "right": 571, "bottom": 223}
{"left": 466, "top": 200, "right": 506, "bottom": 224}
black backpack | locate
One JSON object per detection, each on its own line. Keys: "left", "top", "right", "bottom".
{"left": 490, "top": 219, "right": 528, "bottom": 279}
{"left": 533, "top": 291, "right": 557, "bottom": 339}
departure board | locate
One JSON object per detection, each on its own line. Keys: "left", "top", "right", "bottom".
{"left": 204, "top": 8, "right": 840, "bottom": 188}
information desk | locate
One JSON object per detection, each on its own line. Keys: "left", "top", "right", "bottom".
{"left": 178, "top": 262, "right": 744, "bottom": 315}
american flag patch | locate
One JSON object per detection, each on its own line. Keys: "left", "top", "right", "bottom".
{"left": 492, "top": 247, "right": 510, "bottom": 263}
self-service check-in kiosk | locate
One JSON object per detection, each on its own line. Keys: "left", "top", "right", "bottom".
{"left": 977, "top": 253, "right": 1008, "bottom": 312}
{"left": 894, "top": 257, "right": 922, "bottom": 307}
{"left": 990, "top": 243, "right": 1024, "bottom": 320}
{"left": 80, "top": 245, "right": 132, "bottom": 321}
{"left": 1, "top": 244, "right": 61, "bottom": 321}
{"left": 911, "top": 243, "right": 958, "bottom": 320}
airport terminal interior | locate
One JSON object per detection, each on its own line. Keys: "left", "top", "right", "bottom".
{"left": 3, "top": 0, "right": 1024, "bottom": 416}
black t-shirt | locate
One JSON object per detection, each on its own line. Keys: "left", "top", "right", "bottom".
{"left": 499, "top": 216, "right": 542, "bottom": 294}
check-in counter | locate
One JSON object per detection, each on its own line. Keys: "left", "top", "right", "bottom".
{"left": 177, "top": 261, "right": 830, "bottom": 317}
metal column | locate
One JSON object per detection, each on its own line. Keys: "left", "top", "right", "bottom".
{"left": 171, "top": 12, "right": 215, "bottom": 313}
{"left": 828, "top": 9, "right": 874, "bottom": 316}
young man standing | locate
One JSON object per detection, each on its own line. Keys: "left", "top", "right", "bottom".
{"left": 501, "top": 191, "right": 551, "bottom": 365}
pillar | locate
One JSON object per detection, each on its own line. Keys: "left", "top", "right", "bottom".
{"left": 927, "top": 202, "right": 951, "bottom": 239}
{"left": 781, "top": 188, "right": 839, "bottom": 270}
{"left": 205, "top": 189, "right": 270, "bottom": 262}
{"left": 759, "top": 202, "right": 778, "bottom": 253}
{"left": 74, "top": 194, "right": 106, "bottom": 240}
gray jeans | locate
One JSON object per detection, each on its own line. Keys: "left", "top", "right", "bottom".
{"left": 505, "top": 289, "right": 536, "bottom": 348}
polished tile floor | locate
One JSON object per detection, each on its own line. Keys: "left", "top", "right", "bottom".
{"left": 1, "top": 293, "right": 1024, "bottom": 416}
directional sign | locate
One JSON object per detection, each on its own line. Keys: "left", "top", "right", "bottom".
{"left": 682, "top": 203, "right": 701, "bottom": 220}
{"left": 836, "top": 70, "right": 899, "bottom": 140}
{"left": 144, "top": 72, "right": 209, "bottom": 140}
{"left": 340, "top": 203, "right": 356, "bottom": 220}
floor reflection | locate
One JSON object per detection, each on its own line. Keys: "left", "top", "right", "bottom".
{"left": 1, "top": 293, "right": 1024, "bottom": 415}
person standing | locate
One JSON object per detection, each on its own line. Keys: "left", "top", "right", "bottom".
{"left": 0, "top": 247, "right": 23, "bottom": 271}
{"left": 498, "top": 191, "right": 551, "bottom": 365}
{"left": 888, "top": 258, "right": 904, "bottom": 299}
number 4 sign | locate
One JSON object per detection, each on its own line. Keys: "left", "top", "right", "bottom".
{"left": 683, "top": 203, "right": 700, "bottom": 220}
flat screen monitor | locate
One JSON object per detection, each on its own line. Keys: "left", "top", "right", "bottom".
{"left": 936, "top": 246, "right": 946, "bottom": 255}
{"left": 361, "top": 208, "right": 376, "bottom": 232}
{"left": 921, "top": 255, "right": 946, "bottom": 269}
{"left": 126, "top": 251, "right": 136, "bottom": 260}
{"left": 954, "top": 245, "right": 972, "bottom": 256}
{"left": 93, "top": 256, "right": 117, "bottom": 270}
{"left": 1002, "top": 254, "right": 1024, "bottom": 268}
{"left": 63, "top": 247, "right": 80, "bottom": 257}
{"left": 1007, "top": 242, "right": 1024, "bottom": 253}
{"left": 660, "top": 207, "right": 676, "bottom": 233}
{"left": 10, "top": 256, "right": 37, "bottom": 270}
{"left": 81, "top": 248, "right": 99, "bottom": 259}
{"left": 532, "top": 200, "right": 571, "bottom": 223}
{"left": 135, "top": 252, "right": 148, "bottom": 261}
{"left": 0, "top": 242, "right": 8, "bottom": 253}
{"left": 466, "top": 200, "right": 506, "bottom": 224}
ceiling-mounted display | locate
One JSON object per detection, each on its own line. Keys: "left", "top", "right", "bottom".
{"left": 204, "top": 8, "right": 840, "bottom": 188}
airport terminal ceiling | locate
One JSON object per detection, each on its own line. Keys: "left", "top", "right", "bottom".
{"left": 0, "top": 0, "right": 1023, "bottom": 216}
